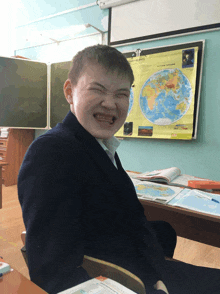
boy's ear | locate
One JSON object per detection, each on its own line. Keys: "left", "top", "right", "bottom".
{"left": 63, "top": 79, "right": 73, "bottom": 104}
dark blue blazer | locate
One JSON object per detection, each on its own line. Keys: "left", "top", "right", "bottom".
{"left": 18, "top": 111, "right": 166, "bottom": 294}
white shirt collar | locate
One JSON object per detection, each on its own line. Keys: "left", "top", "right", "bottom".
{"left": 96, "top": 136, "right": 120, "bottom": 153}
{"left": 96, "top": 136, "right": 120, "bottom": 167}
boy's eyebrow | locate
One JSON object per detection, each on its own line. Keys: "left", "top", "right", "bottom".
{"left": 89, "top": 82, "right": 130, "bottom": 92}
{"left": 89, "top": 82, "right": 106, "bottom": 90}
{"left": 117, "top": 88, "right": 130, "bottom": 93}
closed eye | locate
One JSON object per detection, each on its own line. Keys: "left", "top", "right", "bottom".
{"left": 115, "top": 93, "right": 130, "bottom": 98}
{"left": 89, "top": 88, "right": 104, "bottom": 93}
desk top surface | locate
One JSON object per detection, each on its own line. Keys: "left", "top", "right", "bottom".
{"left": 0, "top": 259, "right": 47, "bottom": 294}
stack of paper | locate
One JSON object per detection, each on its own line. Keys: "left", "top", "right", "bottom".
{"left": 0, "top": 128, "right": 9, "bottom": 138}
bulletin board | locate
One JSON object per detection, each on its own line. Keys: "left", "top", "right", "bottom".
{"left": 115, "top": 40, "right": 204, "bottom": 140}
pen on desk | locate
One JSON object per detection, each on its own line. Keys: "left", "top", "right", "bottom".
{"left": 196, "top": 191, "right": 220, "bottom": 204}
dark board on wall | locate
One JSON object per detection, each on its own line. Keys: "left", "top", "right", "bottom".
{"left": 50, "top": 61, "right": 71, "bottom": 128}
{"left": 0, "top": 56, "right": 47, "bottom": 128}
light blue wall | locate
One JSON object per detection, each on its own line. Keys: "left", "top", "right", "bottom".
{"left": 15, "top": 0, "right": 102, "bottom": 27}
{"left": 15, "top": 0, "right": 108, "bottom": 60}
{"left": 15, "top": 0, "right": 220, "bottom": 181}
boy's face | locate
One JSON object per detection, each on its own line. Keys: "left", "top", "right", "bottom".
{"left": 64, "top": 62, "right": 131, "bottom": 139}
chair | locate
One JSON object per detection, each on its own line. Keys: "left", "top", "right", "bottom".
{"left": 21, "top": 231, "right": 28, "bottom": 266}
{"left": 21, "top": 231, "right": 146, "bottom": 294}
{"left": 82, "top": 255, "right": 146, "bottom": 294}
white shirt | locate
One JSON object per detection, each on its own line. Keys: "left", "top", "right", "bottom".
{"left": 96, "top": 136, "right": 120, "bottom": 168}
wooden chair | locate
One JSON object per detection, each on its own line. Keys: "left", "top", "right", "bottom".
{"left": 21, "top": 231, "right": 146, "bottom": 294}
{"left": 81, "top": 255, "right": 146, "bottom": 294}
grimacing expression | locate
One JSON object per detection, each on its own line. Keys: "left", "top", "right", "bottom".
{"left": 64, "top": 63, "right": 131, "bottom": 139}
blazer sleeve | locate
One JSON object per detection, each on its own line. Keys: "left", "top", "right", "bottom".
{"left": 18, "top": 135, "right": 91, "bottom": 294}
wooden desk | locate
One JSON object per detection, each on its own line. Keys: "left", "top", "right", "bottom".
{"left": 0, "top": 162, "right": 8, "bottom": 209}
{"left": 0, "top": 259, "right": 47, "bottom": 294}
{"left": 0, "top": 129, "right": 34, "bottom": 187}
{"left": 140, "top": 198, "right": 220, "bottom": 248}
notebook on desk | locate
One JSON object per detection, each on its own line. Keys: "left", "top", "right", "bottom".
{"left": 57, "top": 276, "right": 137, "bottom": 294}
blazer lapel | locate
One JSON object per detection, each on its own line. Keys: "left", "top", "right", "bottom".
{"left": 80, "top": 135, "right": 123, "bottom": 186}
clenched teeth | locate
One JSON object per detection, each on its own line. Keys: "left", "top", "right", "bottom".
{"left": 94, "top": 114, "right": 116, "bottom": 124}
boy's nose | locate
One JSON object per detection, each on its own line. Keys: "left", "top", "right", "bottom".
{"left": 101, "top": 94, "right": 117, "bottom": 109}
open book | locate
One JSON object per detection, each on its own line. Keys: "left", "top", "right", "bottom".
{"left": 131, "top": 178, "right": 184, "bottom": 204}
{"left": 57, "top": 276, "right": 137, "bottom": 294}
{"left": 135, "top": 167, "right": 209, "bottom": 188}
{"left": 168, "top": 189, "right": 220, "bottom": 216}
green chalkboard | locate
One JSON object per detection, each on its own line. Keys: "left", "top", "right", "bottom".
{"left": 50, "top": 61, "right": 71, "bottom": 128}
{"left": 0, "top": 56, "right": 47, "bottom": 128}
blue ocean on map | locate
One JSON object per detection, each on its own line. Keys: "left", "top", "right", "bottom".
{"left": 128, "top": 87, "right": 134, "bottom": 116}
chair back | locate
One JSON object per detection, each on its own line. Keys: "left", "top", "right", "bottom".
{"left": 82, "top": 255, "right": 146, "bottom": 294}
{"left": 21, "top": 231, "right": 146, "bottom": 294}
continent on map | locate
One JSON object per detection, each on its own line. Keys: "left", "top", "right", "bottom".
{"left": 166, "top": 69, "right": 180, "bottom": 92}
{"left": 176, "top": 102, "right": 187, "bottom": 113}
{"left": 142, "top": 86, "right": 159, "bottom": 111}
{"left": 135, "top": 184, "right": 175, "bottom": 198}
{"left": 137, "top": 184, "right": 168, "bottom": 192}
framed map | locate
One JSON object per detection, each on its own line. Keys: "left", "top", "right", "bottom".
{"left": 116, "top": 41, "right": 204, "bottom": 140}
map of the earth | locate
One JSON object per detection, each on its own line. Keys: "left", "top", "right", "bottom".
{"left": 128, "top": 87, "right": 134, "bottom": 115}
{"left": 139, "top": 68, "right": 192, "bottom": 125}
{"left": 135, "top": 183, "right": 175, "bottom": 199}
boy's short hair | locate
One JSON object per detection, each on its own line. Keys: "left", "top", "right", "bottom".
{"left": 68, "top": 44, "right": 134, "bottom": 86}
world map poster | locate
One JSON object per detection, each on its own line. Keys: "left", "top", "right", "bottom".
{"left": 115, "top": 44, "right": 200, "bottom": 140}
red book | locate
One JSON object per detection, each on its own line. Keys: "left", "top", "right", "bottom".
{"left": 188, "top": 180, "right": 220, "bottom": 190}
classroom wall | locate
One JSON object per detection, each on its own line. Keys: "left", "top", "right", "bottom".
{"left": 15, "top": 0, "right": 220, "bottom": 181}
{"left": 0, "top": 2, "right": 16, "bottom": 56}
